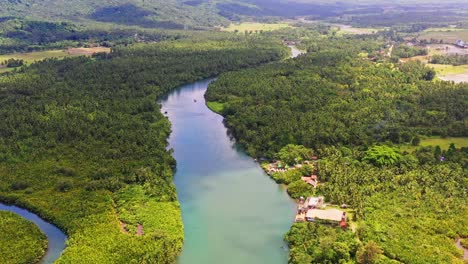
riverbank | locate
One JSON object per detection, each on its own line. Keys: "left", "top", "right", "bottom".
{"left": 0, "top": 210, "right": 47, "bottom": 264}
{"left": 455, "top": 239, "right": 468, "bottom": 260}
{"left": 0, "top": 39, "right": 290, "bottom": 263}
{"left": 0, "top": 204, "right": 66, "bottom": 264}
{"left": 162, "top": 79, "right": 296, "bottom": 264}
{"left": 203, "top": 40, "right": 468, "bottom": 263}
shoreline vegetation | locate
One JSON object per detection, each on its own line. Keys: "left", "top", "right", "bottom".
{"left": 1, "top": 1, "right": 468, "bottom": 262}
{"left": 206, "top": 31, "right": 468, "bottom": 263}
{"left": 0, "top": 37, "right": 289, "bottom": 263}
{"left": 0, "top": 211, "right": 48, "bottom": 264}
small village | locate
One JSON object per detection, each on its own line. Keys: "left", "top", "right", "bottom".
{"left": 264, "top": 154, "right": 349, "bottom": 229}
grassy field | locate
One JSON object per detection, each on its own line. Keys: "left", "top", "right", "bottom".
{"left": 429, "top": 64, "right": 468, "bottom": 75}
{"left": 423, "top": 27, "right": 464, "bottom": 32}
{"left": 419, "top": 137, "right": 468, "bottom": 149}
{"left": 428, "top": 64, "right": 468, "bottom": 83}
{"left": 206, "top": 101, "right": 225, "bottom": 114}
{"left": 399, "top": 44, "right": 468, "bottom": 83}
{"left": 0, "top": 50, "right": 70, "bottom": 64}
{"left": 333, "top": 24, "right": 379, "bottom": 35}
{"left": 221, "top": 22, "right": 291, "bottom": 33}
{"left": 0, "top": 47, "right": 111, "bottom": 65}
{"left": 401, "top": 137, "right": 468, "bottom": 152}
{"left": 417, "top": 29, "right": 468, "bottom": 43}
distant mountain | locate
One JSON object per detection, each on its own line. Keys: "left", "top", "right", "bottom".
{"left": 0, "top": 0, "right": 368, "bottom": 29}
{"left": 0, "top": 0, "right": 229, "bottom": 29}
{"left": 1, "top": 0, "right": 467, "bottom": 29}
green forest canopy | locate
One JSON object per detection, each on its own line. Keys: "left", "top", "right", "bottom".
{"left": 206, "top": 34, "right": 468, "bottom": 263}
{"left": 0, "top": 37, "right": 287, "bottom": 263}
{"left": 0, "top": 211, "right": 47, "bottom": 264}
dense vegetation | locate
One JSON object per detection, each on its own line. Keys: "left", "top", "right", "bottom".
{"left": 0, "top": 211, "right": 47, "bottom": 264}
{"left": 206, "top": 36, "right": 465, "bottom": 158}
{"left": 0, "top": 38, "right": 287, "bottom": 263}
{"left": 392, "top": 44, "right": 427, "bottom": 58}
{"left": 431, "top": 54, "right": 468, "bottom": 66}
{"left": 0, "top": 18, "right": 191, "bottom": 54}
{"left": 207, "top": 34, "right": 468, "bottom": 263}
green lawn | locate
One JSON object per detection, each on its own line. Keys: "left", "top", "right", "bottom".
{"left": 401, "top": 137, "right": 468, "bottom": 152}
{"left": 221, "top": 22, "right": 291, "bottom": 33}
{"left": 206, "top": 101, "right": 225, "bottom": 114}
{"left": 419, "top": 137, "right": 468, "bottom": 149}
{"left": 429, "top": 64, "right": 468, "bottom": 76}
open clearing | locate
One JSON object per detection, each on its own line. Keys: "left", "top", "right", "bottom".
{"left": 67, "top": 47, "right": 110, "bottom": 56}
{"left": 399, "top": 44, "right": 468, "bottom": 83}
{"left": 429, "top": 64, "right": 468, "bottom": 83}
{"left": 420, "top": 137, "right": 468, "bottom": 149}
{"left": 423, "top": 27, "right": 463, "bottom": 32}
{"left": 221, "top": 22, "right": 291, "bottom": 32}
{"left": 417, "top": 29, "right": 468, "bottom": 44}
{"left": 0, "top": 49, "right": 70, "bottom": 64}
{"left": 0, "top": 47, "right": 111, "bottom": 65}
{"left": 333, "top": 24, "right": 379, "bottom": 35}
{"left": 438, "top": 73, "right": 468, "bottom": 83}
{"left": 401, "top": 137, "right": 468, "bottom": 152}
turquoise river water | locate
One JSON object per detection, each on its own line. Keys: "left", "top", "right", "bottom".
{"left": 160, "top": 79, "right": 297, "bottom": 264}
{"left": 0, "top": 46, "right": 301, "bottom": 264}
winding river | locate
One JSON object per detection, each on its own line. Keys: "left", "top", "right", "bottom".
{"left": 0, "top": 203, "right": 67, "bottom": 264}
{"left": 161, "top": 79, "right": 296, "bottom": 264}
{"left": 160, "top": 46, "right": 302, "bottom": 264}
{"left": 0, "top": 46, "right": 301, "bottom": 264}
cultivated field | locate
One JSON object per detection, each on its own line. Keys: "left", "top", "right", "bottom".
{"left": 67, "top": 47, "right": 111, "bottom": 56}
{"left": 399, "top": 44, "right": 468, "bottom": 83}
{"left": 401, "top": 137, "right": 468, "bottom": 152}
{"left": 417, "top": 29, "right": 468, "bottom": 44}
{"left": 333, "top": 24, "right": 379, "bottom": 35}
{"left": 0, "top": 47, "right": 111, "bottom": 65}
{"left": 221, "top": 22, "right": 292, "bottom": 32}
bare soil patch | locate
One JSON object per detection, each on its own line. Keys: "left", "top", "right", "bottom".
{"left": 119, "top": 221, "right": 129, "bottom": 234}
{"left": 137, "top": 224, "right": 144, "bottom": 236}
{"left": 439, "top": 74, "right": 468, "bottom": 83}
{"left": 428, "top": 44, "right": 468, "bottom": 56}
{"left": 67, "top": 47, "right": 111, "bottom": 56}
{"left": 455, "top": 239, "right": 468, "bottom": 260}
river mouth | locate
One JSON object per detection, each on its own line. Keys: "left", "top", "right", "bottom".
{"left": 0, "top": 203, "right": 67, "bottom": 264}
{"left": 161, "top": 79, "right": 296, "bottom": 264}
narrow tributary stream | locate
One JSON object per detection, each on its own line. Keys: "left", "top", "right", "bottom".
{"left": 0, "top": 203, "right": 67, "bottom": 264}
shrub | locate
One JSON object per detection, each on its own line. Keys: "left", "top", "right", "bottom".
{"left": 10, "top": 181, "right": 29, "bottom": 191}
{"left": 287, "top": 180, "right": 314, "bottom": 199}
{"left": 56, "top": 180, "right": 73, "bottom": 192}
